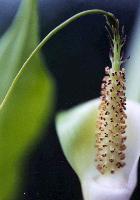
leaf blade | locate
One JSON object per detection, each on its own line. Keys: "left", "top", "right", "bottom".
{"left": 0, "top": 0, "right": 55, "bottom": 199}
{"left": 0, "top": 0, "right": 39, "bottom": 103}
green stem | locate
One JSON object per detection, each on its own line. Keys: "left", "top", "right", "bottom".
{"left": 109, "top": 25, "right": 123, "bottom": 71}
{"left": 0, "top": 9, "right": 120, "bottom": 108}
{"left": 113, "top": 43, "right": 121, "bottom": 71}
{"left": 21, "top": 9, "right": 118, "bottom": 69}
{"left": 112, "top": 33, "right": 122, "bottom": 71}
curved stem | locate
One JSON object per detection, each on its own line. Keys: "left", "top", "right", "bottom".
{"left": 0, "top": 9, "right": 119, "bottom": 109}
{"left": 22, "top": 9, "right": 117, "bottom": 68}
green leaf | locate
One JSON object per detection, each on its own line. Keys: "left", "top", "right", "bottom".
{"left": 0, "top": 0, "right": 40, "bottom": 103}
{"left": 0, "top": 0, "right": 55, "bottom": 199}
{"left": 56, "top": 99, "right": 99, "bottom": 179}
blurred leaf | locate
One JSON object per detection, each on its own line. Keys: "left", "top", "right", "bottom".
{"left": 0, "top": 0, "right": 40, "bottom": 103}
{"left": 0, "top": 0, "right": 55, "bottom": 199}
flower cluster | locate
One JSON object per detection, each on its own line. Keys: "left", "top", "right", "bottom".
{"left": 96, "top": 67, "right": 127, "bottom": 174}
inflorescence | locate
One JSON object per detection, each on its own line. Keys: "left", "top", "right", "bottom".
{"left": 95, "top": 66, "right": 127, "bottom": 174}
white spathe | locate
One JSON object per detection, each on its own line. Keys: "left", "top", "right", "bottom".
{"left": 81, "top": 156, "right": 138, "bottom": 200}
{"left": 56, "top": 99, "right": 140, "bottom": 200}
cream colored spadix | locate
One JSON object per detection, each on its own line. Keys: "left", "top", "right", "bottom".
{"left": 95, "top": 67, "right": 127, "bottom": 175}
{"left": 56, "top": 99, "right": 140, "bottom": 200}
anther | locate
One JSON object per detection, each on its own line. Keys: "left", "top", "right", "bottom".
{"left": 95, "top": 67, "right": 127, "bottom": 174}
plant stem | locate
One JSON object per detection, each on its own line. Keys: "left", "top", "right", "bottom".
{"left": 22, "top": 9, "right": 119, "bottom": 69}
{"left": 1, "top": 9, "right": 120, "bottom": 108}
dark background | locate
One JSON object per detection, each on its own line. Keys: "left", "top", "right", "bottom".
{"left": 0, "top": 0, "right": 140, "bottom": 200}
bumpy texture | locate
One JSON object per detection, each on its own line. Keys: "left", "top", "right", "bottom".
{"left": 95, "top": 66, "right": 127, "bottom": 174}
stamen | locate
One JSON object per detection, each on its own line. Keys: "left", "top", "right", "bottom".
{"left": 95, "top": 67, "right": 127, "bottom": 174}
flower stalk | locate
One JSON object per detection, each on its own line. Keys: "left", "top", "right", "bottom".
{"left": 55, "top": 9, "right": 140, "bottom": 200}
{"left": 95, "top": 15, "right": 127, "bottom": 175}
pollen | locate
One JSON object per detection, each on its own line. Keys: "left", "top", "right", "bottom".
{"left": 95, "top": 66, "right": 127, "bottom": 175}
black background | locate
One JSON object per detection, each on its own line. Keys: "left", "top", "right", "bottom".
{"left": 0, "top": 0, "right": 140, "bottom": 200}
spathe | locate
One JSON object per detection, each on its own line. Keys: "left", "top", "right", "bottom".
{"left": 56, "top": 99, "right": 140, "bottom": 200}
